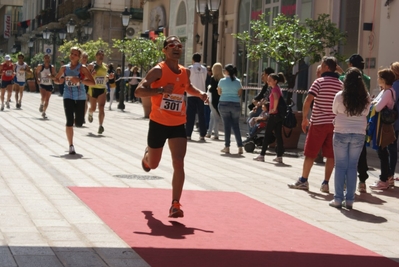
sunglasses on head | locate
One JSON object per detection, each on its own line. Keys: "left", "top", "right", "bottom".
{"left": 165, "top": 42, "right": 183, "bottom": 49}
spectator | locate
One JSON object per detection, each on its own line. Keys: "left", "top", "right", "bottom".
{"left": 206, "top": 63, "right": 223, "bottom": 139}
{"left": 186, "top": 53, "right": 207, "bottom": 141}
{"left": 368, "top": 68, "right": 396, "bottom": 190}
{"left": 389, "top": 62, "right": 399, "bottom": 187}
{"left": 128, "top": 66, "right": 140, "bottom": 102}
{"left": 204, "top": 65, "right": 212, "bottom": 129}
{"left": 288, "top": 56, "right": 342, "bottom": 193}
{"left": 338, "top": 54, "right": 371, "bottom": 192}
{"left": 330, "top": 67, "right": 371, "bottom": 209}
{"left": 218, "top": 64, "right": 244, "bottom": 154}
{"left": 253, "top": 73, "right": 286, "bottom": 163}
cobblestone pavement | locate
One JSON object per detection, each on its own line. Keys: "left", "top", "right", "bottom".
{"left": 0, "top": 92, "right": 398, "bottom": 266}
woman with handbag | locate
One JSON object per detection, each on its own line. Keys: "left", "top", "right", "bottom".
{"left": 369, "top": 68, "right": 396, "bottom": 190}
{"left": 253, "top": 72, "right": 286, "bottom": 163}
{"left": 330, "top": 67, "right": 371, "bottom": 209}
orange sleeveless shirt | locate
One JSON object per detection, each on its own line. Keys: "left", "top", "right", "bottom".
{"left": 150, "top": 62, "right": 188, "bottom": 126}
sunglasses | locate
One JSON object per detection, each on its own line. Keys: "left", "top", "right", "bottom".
{"left": 165, "top": 42, "right": 183, "bottom": 49}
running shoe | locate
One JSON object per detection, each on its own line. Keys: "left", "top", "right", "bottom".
{"left": 98, "top": 126, "right": 104, "bottom": 134}
{"left": 369, "top": 180, "right": 389, "bottom": 190}
{"left": 39, "top": 104, "right": 43, "bottom": 112}
{"left": 6, "top": 101, "right": 10, "bottom": 109}
{"left": 141, "top": 148, "right": 151, "bottom": 172}
{"left": 42, "top": 112, "right": 47, "bottom": 119}
{"left": 288, "top": 178, "right": 309, "bottom": 190}
{"left": 273, "top": 157, "right": 283, "bottom": 163}
{"left": 88, "top": 113, "right": 93, "bottom": 123}
{"left": 1, "top": 104, "right": 4, "bottom": 111}
{"left": 69, "top": 145, "right": 76, "bottom": 155}
{"left": 169, "top": 200, "right": 184, "bottom": 218}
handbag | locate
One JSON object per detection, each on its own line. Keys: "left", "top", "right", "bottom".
{"left": 380, "top": 89, "right": 398, "bottom": 124}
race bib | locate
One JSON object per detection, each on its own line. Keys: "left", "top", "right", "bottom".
{"left": 95, "top": 77, "right": 105, "bottom": 85}
{"left": 41, "top": 78, "right": 50, "bottom": 84}
{"left": 5, "top": 70, "right": 12, "bottom": 76}
{"left": 65, "top": 76, "right": 80, "bottom": 87}
{"left": 160, "top": 94, "right": 184, "bottom": 112}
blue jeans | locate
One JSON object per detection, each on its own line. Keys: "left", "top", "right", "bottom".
{"left": 333, "top": 133, "right": 365, "bottom": 204}
{"left": 218, "top": 101, "right": 243, "bottom": 147}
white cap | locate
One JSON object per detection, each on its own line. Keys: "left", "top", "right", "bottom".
{"left": 4, "top": 55, "right": 11, "bottom": 61}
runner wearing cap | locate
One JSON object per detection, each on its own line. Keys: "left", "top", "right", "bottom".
{"left": 0, "top": 55, "right": 15, "bottom": 111}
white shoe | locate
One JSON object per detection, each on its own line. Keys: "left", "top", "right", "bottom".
{"left": 221, "top": 147, "right": 230, "bottom": 153}
{"left": 369, "top": 180, "right": 389, "bottom": 190}
{"left": 273, "top": 157, "right": 282, "bottom": 163}
{"left": 253, "top": 155, "right": 264, "bottom": 161}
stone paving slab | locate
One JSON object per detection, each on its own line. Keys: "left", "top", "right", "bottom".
{"left": 0, "top": 92, "right": 398, "bottom": 266}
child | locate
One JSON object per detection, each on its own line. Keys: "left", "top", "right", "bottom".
{"left": 244, "top": 103, "right": 269, "bottom": 142}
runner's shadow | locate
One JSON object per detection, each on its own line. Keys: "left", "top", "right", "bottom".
{"left": 86, "top": 132, "right": 106, "bottom": 138}
{"left": 133, "top": 211, "right": 213, "bottom": 239}
{"left": 57, "top": 153, "right": 84, "bottom": 160}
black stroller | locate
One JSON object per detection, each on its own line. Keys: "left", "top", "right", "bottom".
{"left": 243, "top": 123, "right": 276, "bottom": 153}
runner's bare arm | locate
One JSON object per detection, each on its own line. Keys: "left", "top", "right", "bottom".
{"left": 54, "top": 66, "right": 66, "bottom": 84}
{"left": 80, "top": 65, "right": 96, "bottom": 86}
{"left": 135, "top": 66, "right": 167, "bottom": 97}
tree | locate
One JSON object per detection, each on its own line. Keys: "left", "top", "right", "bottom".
{"left": 234, "top": 13, "right": 346, "bottom": 105}
{"left": 58, "top": 38, "right": 111, "bottom": 63}
{"left": 112, "top": 35, "right": 165, "bottom": 74}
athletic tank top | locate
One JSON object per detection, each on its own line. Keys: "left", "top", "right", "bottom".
{"left": 39, "top": 65, "right": 53, "bottom": 85}
{"left": 150, "top": 62, "right": 188, "bottom": 126}
{"left": 2, "top": 63, "right": 14, "bottom": 81}
{"left": 90, "top": 62, "right": 107, "bottom": 90}
{"left": 15, "top": 62, "right": 27, "bottom": 82}
{"left": 63, "top": 63, "right": 85, "bottom": 100}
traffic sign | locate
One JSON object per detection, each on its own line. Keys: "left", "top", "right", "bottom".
{"left": 44, "top": 44, "right": 53, "bottom": 55}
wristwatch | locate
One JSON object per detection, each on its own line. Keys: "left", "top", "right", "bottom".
{"left": 157, "top": 88, "right": 164, "bottom": 94}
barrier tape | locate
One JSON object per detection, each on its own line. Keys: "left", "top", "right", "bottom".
{"left": 242, "top": 86, "right": 307, "bottom": 95}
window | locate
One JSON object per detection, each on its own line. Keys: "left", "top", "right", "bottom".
{"left": 176, "top": 2, "right": 187, "bottom": 26}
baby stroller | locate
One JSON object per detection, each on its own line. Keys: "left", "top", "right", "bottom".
{"left": 243, "top": 122, "right": 276, "bottom": 153}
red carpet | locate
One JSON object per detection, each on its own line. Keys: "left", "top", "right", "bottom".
{"left": 70, "top": 187, "right": 399, "bottom": 267}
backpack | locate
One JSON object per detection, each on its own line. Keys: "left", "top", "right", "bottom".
{"left": 283, "top": 104, "right": 297, "bottom": 137}
{"left": 277, "top": 96, "right": 287, "bottom": 119}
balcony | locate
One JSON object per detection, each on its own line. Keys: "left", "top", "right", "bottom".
{"left": 58, "top": 0, "right": 91, "bottom": 21}
{"left": 130, "top": 8, "right": 143, "bottom": 20}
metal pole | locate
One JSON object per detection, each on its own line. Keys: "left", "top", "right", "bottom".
{"left": 118, "top": 28, "right": 126, "bottom": 111}
{"left": 52, "top": 34, "right": 56, "bottom": 65}
{"left": 203, "top": 15, "right": 209, "bottom": 65}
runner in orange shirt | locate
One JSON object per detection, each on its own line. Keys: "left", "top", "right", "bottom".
{"left": 135, "top": 36, "right": 207, "bottom": 218}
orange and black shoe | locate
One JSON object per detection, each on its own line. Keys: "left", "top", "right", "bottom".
{"left": 141, "top": 148, "right": 151, "bottom": 172}
{"left": 169, "top": 200, "right": 184, "bottom": 218}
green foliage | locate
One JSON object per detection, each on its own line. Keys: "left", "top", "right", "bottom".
{"left": 58, "top": 38, "right": 111, "bottom": 63}
{"left": 30, "top": 52, "right": 45, "bottom": 66}
{"left": 234, "top": 13, "right": 346, "bottom": 89}
{"left": 112, "top": 34, "right": 165, "bottom": 73}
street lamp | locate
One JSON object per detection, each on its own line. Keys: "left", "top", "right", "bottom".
{"left": 118, "top": 7, "right": 131, "bottom": 111}
{"left": 42, "top": 27, "right": 66, "bottom": 65}
{"left": 11, "top": 45, "right": 16, "bottom": 53}
{"left": 83, "top": 24, "right": 93, "bottom": 35}
{"left": 66, "top": 19, "right": 76, "bottom": 34}
{"left": 28, "top": 38, "right": 34, "bottom": 65}
{"left": 195, "top": 0, "right": 221, "bottom": 65}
